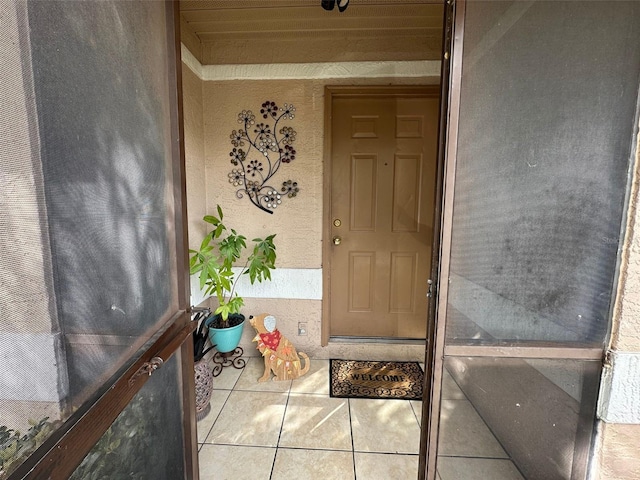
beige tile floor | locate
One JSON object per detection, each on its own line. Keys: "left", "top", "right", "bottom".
{"left": 197, "top": 358, "right": 525, "bottom": 480}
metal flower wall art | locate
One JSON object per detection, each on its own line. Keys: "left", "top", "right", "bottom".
{"left": 228, "top": 100, "right": 300, "bottom": 214}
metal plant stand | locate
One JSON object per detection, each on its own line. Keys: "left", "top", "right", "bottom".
{"left": 211, "top": 347, "right": 246, "bottom": 377}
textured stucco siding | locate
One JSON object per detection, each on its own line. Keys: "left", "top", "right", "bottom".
{"left": 611, "top": 136, "right": 640, "bottom": 353}
{"left": 182, "top": 64, "right": 206, "bottom": 251}
{"left": 203, "top": 78, "right": 324, "bottom": 269}
{"left": 595, "top": 130, "right": 640, "bottom": 479}
{"left": 596, "top": 423, "right": 640, "bottom": 480}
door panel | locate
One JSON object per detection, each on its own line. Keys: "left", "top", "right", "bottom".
{"left": 351, "top": 154, "right": 377, "bottom": 231}
{"left": 330, "top": 90, "right": 439, "bottom": 339}
{"left": 392, "top": 154, "right": 422, "bottom": 232}
{"left": 2, "top": 1, "right": 196, "bottom": 478}
{"left": 349, "top": 252, "right": 375, "bottom": 312}
{"left": 426, "top": 1, "right": 640, "bottom": 479}
{"left": 389, "top": 252, "right": 418, "bottom": 313}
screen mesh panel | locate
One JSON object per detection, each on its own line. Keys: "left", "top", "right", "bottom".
{"left": 437, "top": 357, "right": 600, "bottom": 480}
{"left": 70, "top": 355, "right": 186, "bottom": 480}
{"left": 1, "top": 3, "right": 67, "bottom": 470}
{"left": 437, "top": 2, "right": 640, "bottom": 479}
{"left": 1, "top": 1, "right": 182, "bottom": 476}
{"left": 446, "top": 0, "right": 640, "bottom": 346}
{"left": 26, "top": 0, "right": 179, "bottom": 404}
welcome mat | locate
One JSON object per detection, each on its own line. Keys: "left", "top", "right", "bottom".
{"left": 329, "top": 359, "right": 424, "bottom": 400}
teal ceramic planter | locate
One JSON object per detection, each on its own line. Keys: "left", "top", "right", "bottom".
{"left": 205, "top": 313, "right": 245, "bottom": 353}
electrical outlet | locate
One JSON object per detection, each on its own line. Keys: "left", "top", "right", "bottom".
{"left": 298, "top": 322, "right": 307, "bottom": 336}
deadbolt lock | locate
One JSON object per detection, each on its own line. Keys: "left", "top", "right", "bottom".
{"left": 333, "top": 219, "right": 342, "bottom": 227}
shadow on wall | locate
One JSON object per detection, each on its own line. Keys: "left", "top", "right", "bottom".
{"left": 27, "top": 0, "right": 176, "bottom": 405}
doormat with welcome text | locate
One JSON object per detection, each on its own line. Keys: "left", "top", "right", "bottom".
{"left": 329, "top": 359, "right": 424, "bottom": 400}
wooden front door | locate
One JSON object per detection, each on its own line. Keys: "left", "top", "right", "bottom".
{"left": 328, "top": 87, "right": 440, "bottom": 339}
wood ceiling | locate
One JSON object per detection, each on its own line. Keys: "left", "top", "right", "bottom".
{"left": 179, "top": 0, "right": 444, "bottom": 65}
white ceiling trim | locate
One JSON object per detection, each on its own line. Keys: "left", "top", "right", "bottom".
{"left": 181, "top": 44, "right": 203, "bottom": 78}
{"left": 181, "top": 43, "right": 440, "bottom": 81}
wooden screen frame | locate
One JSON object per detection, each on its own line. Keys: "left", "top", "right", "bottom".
{"left": 418, "top": 0, "right": 455, "bottom": 477}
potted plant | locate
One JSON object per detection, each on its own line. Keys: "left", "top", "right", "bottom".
{"left": 189, "top": 205, "right": 276, "bottom": 353}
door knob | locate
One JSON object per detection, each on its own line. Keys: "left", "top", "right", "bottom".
{"left": 333, "top": 236, "right": 342, "bottom": 245}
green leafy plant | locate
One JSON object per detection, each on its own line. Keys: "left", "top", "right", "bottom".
{"left": 69, "top": 391, "right": 158, "bottom": 480}
{"left": 0, "top": 417, "right": 61, "bottom": 479}
{"left": 189, "top": 205, "right": 277, "bottom": 326}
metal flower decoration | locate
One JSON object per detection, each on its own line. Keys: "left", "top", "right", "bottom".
{"left": 228, "top": 101, "right": 299, "bottom": 213}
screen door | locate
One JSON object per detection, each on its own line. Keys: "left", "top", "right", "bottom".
{"left": 425, "top": 1, "right": 640, "bottom": 479}
{"left": 1, "top": 1, "right": 197, "bottom": 478}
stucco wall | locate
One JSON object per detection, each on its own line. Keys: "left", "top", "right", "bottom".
{"left": 610, "top": 135, "right": 640, "bottom": 353}
{"left": 597, "top": 423, "right": 640, "bottom": 480}
{"left": 183, "top": 64, "right": 206, "bottom": 251}
{"left": 203, "top": 79, "right": 323, "bottom": 269}
{"left": 596, "top": 131, "right": 640, "bottom": 479}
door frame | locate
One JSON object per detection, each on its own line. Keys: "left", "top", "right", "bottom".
{"left": 418, "top": 0, "right": 455, "bottom": 477}
{"left": 322, "top": 85, "right": 442, "bottom": 346}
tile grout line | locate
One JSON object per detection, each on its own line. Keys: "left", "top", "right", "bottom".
{"left": 348, "top": 398, "right": 357, "bottom": 480}
{"left": 438, "top": 454, "right": 517, "bottom": 460}
{"left": 199, "top": 390, "right": 230, "bottom": 447}
{"left": 199, "top": 360, "right": 246, "bottom": 446}
{"left": 410, "top": 399, "right": 421, "bottom": 427}
{"left": 265, "top": 445, "right": 354, "bottom": 453}
{"left": 269, "top": 379, "right": 293, "bottom": 480}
